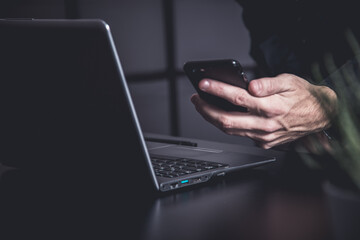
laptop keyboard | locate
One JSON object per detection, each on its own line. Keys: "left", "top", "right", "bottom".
{"left": 151, "top": 156, "right": 229, "bottom": 178}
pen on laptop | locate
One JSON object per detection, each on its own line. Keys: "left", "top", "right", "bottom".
{"left": 144, "top": 137, "right": 198, "bottom": 147}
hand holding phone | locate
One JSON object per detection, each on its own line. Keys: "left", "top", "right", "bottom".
{"left": 183, "top": 59, "right": 249, "bottom": 112}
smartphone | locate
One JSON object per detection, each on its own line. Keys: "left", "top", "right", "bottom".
{"left": 183, "top": 59, "right": 249, "bottom": 112}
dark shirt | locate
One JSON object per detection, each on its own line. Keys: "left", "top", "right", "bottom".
{"left": 236, "top": 0, "right": 360, "bottom": 81}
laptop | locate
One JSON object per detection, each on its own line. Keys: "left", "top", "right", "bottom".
{"left": 0, "top": 19, "right": 275, "bottom": 192}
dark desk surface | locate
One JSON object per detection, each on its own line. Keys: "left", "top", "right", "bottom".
{"left": 0, "top": 134, "right": 341, "bottom": 239}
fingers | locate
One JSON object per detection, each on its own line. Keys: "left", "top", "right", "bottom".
{"left": 228, "top": 129, "right": 296, "bottom": 149}
{"left": 198, "top": 79, "right": 260, "bottom": 110}
{"left": 191, "top": 94, "right": 282, "bottom": 133}
{"left": 192, "top": 74, "right": 324, "bottom": 149}
{"left": 191, "top": 94, "right": 226, "bottom": 128}
{"left": 255, "top": 134, "right": 300, "bottom": 149}
{"left": 248, "top": 74, "right": 297, "bottom": 97}
{"left": 191, "top": 94, "right": 304, "bottom": 149}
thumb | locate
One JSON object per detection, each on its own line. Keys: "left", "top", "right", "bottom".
{"left": 249, "top": 75, "right": 293, "bottom": 97}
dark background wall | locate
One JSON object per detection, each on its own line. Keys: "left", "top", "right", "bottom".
{"left": 0, "top": 0, "right": 257, "bottom": 146}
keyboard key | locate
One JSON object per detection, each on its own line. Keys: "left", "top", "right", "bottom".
{"left": 150, "top": 156, "right": 228, "bottom": 178}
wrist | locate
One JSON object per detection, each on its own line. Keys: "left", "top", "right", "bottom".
{"left": 316, "top": 85, "right": 339, "bottom": 127}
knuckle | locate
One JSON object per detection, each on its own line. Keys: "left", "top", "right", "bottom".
{"left": 266, "top": 106, "right": 284, "bottom": 117}
{"left": 243, "top": 132, "right": 252, "bottom": 138}
{"left": 260, "top": 133, "right": 276, "bottom": 143}
{"left": 261, "top": 121, "right": 278, "bottom": 133}
{"left": 238, "top": 132, "right": 247, "bottom": 137}
{"left": 257, "top": 142, "right": 268, "bottom": 149}
{"left": 218, "top": 115, "right": 233, "bottom": 130}
{"left": 223, "top": 129, "right": 234, "bottom": 135}
{"left": 279, "top": 73, "right": 302, "bottom": 85}
{"left": 267, "top": 79, "right": 275, "bottom": 93}
{"left": 257, "top": 141, "right": 273, "bottom": 149}
{"left": 233, "top": 92, "right": 245, "bottom": 106}
{"left": 256, "top": 104, "right": 272, "bottom": 117}
{"left": 261, "top": 143, "right": 272, "bottom": 149}
{"left": 278, "top": 73, "right": 293, "bottom": 79}
{"left": 278, "top": 73, "right": 295, "bottom": 84}
{"left": 215, "top": 83, "right": 225, "bottom": 96}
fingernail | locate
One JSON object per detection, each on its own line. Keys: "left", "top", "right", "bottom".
{"left": 190, "top": 94, "right": 197, "bottom": 104}
{"left": 199, "top": 80, "right": 210, "bottom": 91}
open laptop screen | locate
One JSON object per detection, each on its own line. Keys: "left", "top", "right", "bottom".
{"left": 0, "top": 19, "right": 157, "bottom": 191}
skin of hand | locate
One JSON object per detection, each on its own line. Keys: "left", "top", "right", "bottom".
{"left": 191, "top": 73, "right": 338, "bottom": 149}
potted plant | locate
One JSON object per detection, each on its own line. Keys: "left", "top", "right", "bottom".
{"left": 300, "top": 29, "right": 360, "bottom": 240}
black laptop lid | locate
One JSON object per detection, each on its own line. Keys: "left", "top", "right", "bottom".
{"left": 0, "top": 19, "right": 158, "bottom": 192}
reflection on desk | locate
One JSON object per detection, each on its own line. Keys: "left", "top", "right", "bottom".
{"left": 143, "top": 166, "right": 331, "bottom": 240}
{"left": 0, "top": 144, "right": 341, "bottom": 240}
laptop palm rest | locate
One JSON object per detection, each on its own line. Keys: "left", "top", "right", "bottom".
{"left": 148, "top": 144, "right": 221, "bottom": 158}
{"left": 147, "top": 144, "right": 270, "bottom": 166}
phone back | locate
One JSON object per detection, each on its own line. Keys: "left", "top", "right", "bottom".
{"left": 184, "top": 59, "right": 248, "bottom": 111}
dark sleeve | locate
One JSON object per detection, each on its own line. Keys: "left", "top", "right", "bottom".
{"left": 321, "top": 55, "right": 360, "bottom": 94}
